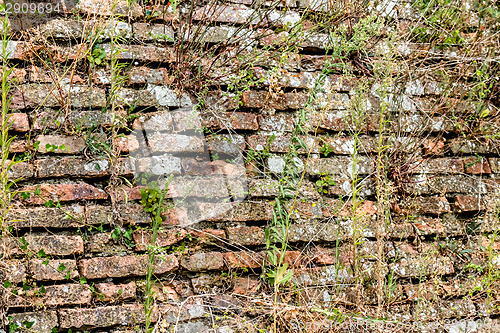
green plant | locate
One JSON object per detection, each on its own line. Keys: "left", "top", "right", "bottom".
{"left": 139, "top": 175, "right": 174, "bottom": 333}
{"left": 0, "top": 15, "right": 17, "bottom": 236}
{"left": 315, "top": 172, "right": 336, "bottom": 194}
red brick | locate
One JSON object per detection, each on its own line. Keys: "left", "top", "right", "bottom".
{"left": 422, "top": 138, "right": 445, "bottom": 155}
{"left": 464, "top": 156, "right": 491, "bottom": 174}
{"left": 133, "top": 229, "right": 188, "bottom": 251}
{"left": 19, "top": 183, "right": 108, "bottom": 204}
{"left": 181, "top": 252, "right": 224, "bottom": 272}
{"left": 108, "top": 186, "right": 142, "bottom": 202}
{"left": 190, "top": 229, "right": 226, "bottom": 243}
{"left": 8, "top": 113, "right": 29, "bottom": 132}
{"left": 95, "top": 282, "right": 136, "bottom": 302}
{"left": 79, "top": 254, "right": 178, "bottom": 279}
{"left": 9, "top": 284, "right": 91, "bottom": 307}
{"left": 223, "top": 251, "right": 263, "bottom": 269}
{"left": 29, "top": 259, "right": 79, "bottom": 281}
{"left": 59, "top": 304, "right": 152, "bottom": 329}
{"left": 226, "top": 226, "right": 265, "bottom": 246}
{"left": 35, "top": 135, "right": 86, "bottom": 154}
{"left": 455, "top": 195, "right": 484, "bottom": 212}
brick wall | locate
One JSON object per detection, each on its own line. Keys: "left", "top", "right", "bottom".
{"left": 1, "top": 0, "right": 500, "bottom": 332}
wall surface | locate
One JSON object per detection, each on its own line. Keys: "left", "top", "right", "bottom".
{"left": 1, "top": 0, "right": 500, "bottom": 332}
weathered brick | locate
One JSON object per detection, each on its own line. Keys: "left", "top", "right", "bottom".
{"left": 422, "top": 137, "right": 445, "bottom": 155}
{"left": 35, "top": 135, "right": 86, "bottom": 154}
{"left": 450, "top": 138, "right": 500, "bottom": 155}
{"left": 169, "top": 177, "right": 234, "bottom": 199}
{"left": 258, "top": 113, "right": 295, "bottom": 132}
{"left": 292, "top": 265, "right": 354, "bottom": 286}
{"left": 8, "top": 113, "right": 29, "bottom": 131}
{"left": 116, "top": 88, "right": 156, "bottom": 106}
{"left": 0, "top": 260, "right": 26, "bottom": 284}
{"left": 132, "top": 111, "right": 173, "bottom": 131}
{"left": 79, "top": 254, "right": 178, "bottom": 279}
{"left": 7, "top": 161, "right": 34, "bottom": 180}
{"left": 78, "top": 0, "right": 143, "bottom": 16}
{"left": 455, "top": 195, "right": 485, "bottom": 212}
{"left": 12, "top": 84, "right": 106, "bottom": 109}
{"left": 390, "top": 256, "right": 454, "bottom": 278}
{"left": 59, "top": 304, "right": 150, "bottom": 329}
{"left": 489, "top": 158, "right": 500, "bottom": 173}
{"left": 248, "top": 134, "right": 320, "bottom": 153}
{"left": 233, "top": 276, "right": 260, "bottom": 295}
{"left": 181, "top": 252, "right": 224, "bottom": 272}
{"left": 135, "top": 133, "right": 205, "bottom": 153}
{"left": 9, "top": 284, "right": 91, "bottom": 307}
{"left": 242, "top": 91, "right": 308, "bottom": 110}
{"left": 133, "top": 23, "right": 174, "bottom": 41}
{"left": 464, "top": 156, "right": 491, "bottom": 174}
{"left": 133, "top": 229, "right": 188, "bottom": 251}
{"left": 22, "top": 234, "right": 84, "bottom": 256}
{"left": 8, "top": 311, "right": 57, "bottom": 333}
{"left": 95, "top": 282, "right": 136, "bottom": 302}
{"left": 201, "top": 201, "right": 273, "bottom": 221}
{"left": 158, "top": 300, "right": 207, "bottom": 323}
{"left": 85, "top": 232, "right": 128, "bottom": 254}
{"left": 127, "top": 67, "right": 170, "bottom": 85}
{"left": 223, "top": 251, "right": 263, "bottom": 269}
{"left": 405, "top": 175, "right": 487, "bottom": 195}
{"left": 29, "top": 259, "right": 79, "bottom": 281}
{"left": 306, "top": 156, "right": 374, "bottom": 176}
{"left": 202, "top": 111, "right": 259, "bottom": 130}
{"left": 19, "top": 183, "right": 109, "bottom": 204}
{"left": 7, "top": 205, "right": 86, "bottom": 229}
{"left": 226, "top": 226, "right": 265, "bottom": 246}
{"left": 411, "top": 158, "right": 464, "bottom": 174}
{"left": 194, "top": 5, "right": 259, "bottom": 25}
{"left": 398, "top": 197, "right": 451, "bottom": 215}
{"left": 33, "top": 109, "right": 117, "bottom": 131}
{"left": 35, "top": 157, "right": 111, "bottom": 178}
{"left": 39, "top": 19, "right": 85, "bottom": 40}
{"left": 103, "top": 44, "right": 174, "bottom": 62}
